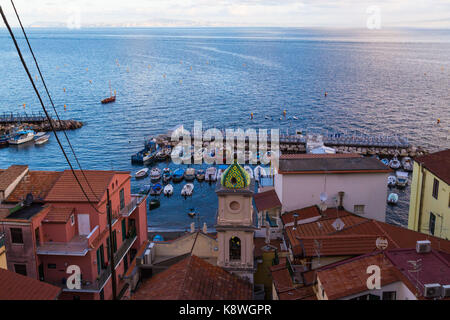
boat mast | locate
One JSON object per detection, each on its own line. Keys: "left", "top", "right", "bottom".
{"left": 109, "top": 80, "right": 112, "bottom": 97}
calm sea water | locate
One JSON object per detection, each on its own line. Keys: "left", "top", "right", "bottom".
{"left": 0, "top": 28, "right": 449, "bottom": 230}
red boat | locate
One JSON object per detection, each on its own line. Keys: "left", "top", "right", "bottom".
{"left": 101, "top": 81, "right": 116, "bottom": 104}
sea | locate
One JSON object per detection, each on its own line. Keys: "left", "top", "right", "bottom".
{"left": 0, "top": 27, "right": 449, "bottom": 231}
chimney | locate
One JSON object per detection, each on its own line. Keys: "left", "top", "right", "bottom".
{"left": 338, "top": 191, "right": 345, "bottom": 210}
{"left": 293, "top": 213, "right": 299, "bottom": 230}
{"left": 190, "top": 222, "right": 195, "bottom": 233}
{"left": 202, "top": 223, "right": 207, "bottom": 234}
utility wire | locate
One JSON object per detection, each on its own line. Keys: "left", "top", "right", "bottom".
{"left": 0, "top": 5, "right": 103, "bottom": 214}
{"left": 10, "top": 0, "right": 99, "bottom": 202}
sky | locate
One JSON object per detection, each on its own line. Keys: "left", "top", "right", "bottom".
{"left": 0, "top": 0, "right": 450, "bottom": 28}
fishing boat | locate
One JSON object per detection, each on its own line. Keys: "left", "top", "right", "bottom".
{"left": 149, "top": 198, "right": 160, "bottom": 210}
{"left": 143, "top": 151, "right": 155, "bottom": 163}
{"left": 138, "top": 184, "right": 151, "bottom": 195}
{"left": 205, "top": 167, "right": 217, "bottom": 182}
{"left": 150, "top": 183, "right": 163, "bottom": 196}
{"left": 188, "top": 208, "right": 197, "bottom": 218}
{"left": 0, "top": 134, "right": 9, "bottom": 147}
{"left": 401, "top": 157, "right": 413, "bottom": 172}
{"left": 34, "top": 133, "right": 50, "bottom": 145}
{"left": 150, "top": 168, "right": 162, "bottom": 181}
{"left": 156, "top": 147, "right": 171, "bottom": 161}
{"left": 389, "top": 157, "right": 401, "bottom": 170}
{"left": 135, "top": 168, "right": 149, "bottom": 179}
{"left": 184, "top": 168, "right": 196, "bottom": 181}
{"left": 380, "top": 158, "right": 390, "bottom": 166}
{"left": 387, "top": 193, "right": 399, "bottom": 205}
{"left": 181, "top": 183, "right": 194, "bottom": 197}
{"left": 101, "top": 81, "right": 116, "bottom": 104}
{"left": 163, "top": 184, "right": 174, "bottom": 196}
{"left": 244, "top": 166, "right": 254, "bottom": 179}
{"left": 173, "top": 168, "right": 185, "bottom": 183}
{"left": 387, "top": 176, "right": 397, "bottom": 188}
{"left": 196, "top": 169, "right": 205, "bottom": 181}
{"left": 162, "top": 168, "right": 172, "bottom": 182}
{"left": 395, "top": 171, "right": 409, "bottom": 188}
{"left": 8, "top": 129, "right": 35, "bottom": 145}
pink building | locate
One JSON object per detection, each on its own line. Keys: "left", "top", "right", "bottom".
{"left": 0, "top": 166, "right": 148, "bottom": 300}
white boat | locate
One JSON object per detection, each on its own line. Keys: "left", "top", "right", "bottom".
{"left": 244, "top": 166, "right": 254, "bottom": 179}
{"left": 389, "top": 157, "right": 401, "bottom": 170}
{"left": 401, "top": 157, "right": 413, "bottom": 172}
{"left": 184, "top": 168, "right": 196, "bottom": 181}
{"left": 135, "top": 168, "right": 149, "bottom": 179}
{"left": 387, "top": 193, "right": 399, "bottom": 205}
{"left": 163, "top": 184, "right": 174, "bottom": 196}
{"left": 150, "top": 168, "right": 162, "bottom": 181}
{"left": 181, "top": 183, "right": 194, "bottom": 197}
{"left": 205, "top": 167, "right": 217, "bottom": 182}
{"left": 216, "top": 169, "right": 224, "bottom": 181}
{"left": 254, "top": 165, "right": 267, "bottom": 182}
{"left": 8, "top": 129, "right": 35, "bottom": 145}
{"left": 162, "top": 168, "right": 172, "bottom": 182}
{"left": 293, "top": 116, "right": 299, "bottom": 120}
{"left": 34, "top": 133, "right": 50, "bottom": 145}
{"left": 387, "top": 176, "right": 397, "bottom": 188}
{"left": 396, "top": 171, "right": 409, "bottom": 188}
{"left": 143, "top": 151, "right": 154, "bottom": 163}
{"left": 196, "top": 169, "right": 205, "bottom": 181}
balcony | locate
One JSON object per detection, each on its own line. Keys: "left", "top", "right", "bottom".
{"left": 37, "top": 235, "right": 89, "bottom": 256}
{"left": 119, "top": 195, "right": 146, "bottom": 218}
{"left": 48, "top": 231, "right": 137, "bottom": 293}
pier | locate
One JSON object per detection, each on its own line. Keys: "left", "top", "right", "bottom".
{"left": 0, "top": 112, "right": 83, "bottom": 132}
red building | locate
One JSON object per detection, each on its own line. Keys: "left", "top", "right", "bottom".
{"left": 0, "top": 165, "right": 148, "bottom": 300}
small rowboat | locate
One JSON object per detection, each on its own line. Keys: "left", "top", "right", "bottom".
{"left": 149, "top": 198, "right": 160, "bottom": 210}
{"left": 396, "top": 171, "right": 409, "bottom": 188}
{"left": 381, "top": 158, "right": 389, "bottom": 166}
{"left": 181, "top": 183, "right": 194, "bottom": 197}
{"left": 387, "top": 176, "right": 396, "bottom": 188}
{"left": 184, "top": 168, "right": 196, "bottom": 181}
{"left": 389, "top": 157, "right": 401, "bottom": 170}
{"left": 387, "top": 193, "right": 399, "bottom": 205}
{"left": 188, "top": 208, "right": 197, "bottom": 218}
{"left": 163, "top": 184, "right": 173, "bottom": 196}
{"left": 196, "top": 169, "right": 205, "bottom": 181}
{"left": 150, "top": 184, "right": 163, "bottom": 196}
{"left": 34, "top": 133, "right": 50, "bottom": 145}
{"left": 401, "top": 157, "right": 413, "bottom": 172}
{"left": 162, "top": 168, "right": 172, "bottom": 182}
{"left": 135, "top": 168, "right": 149, "bottom": 179}
{"left": 173, "top": 168, "right": 185, "bottom": 183}
{"left": 205, "top": 167, "right": 217, "bottom": 182}
{"left": 150, "top": 168, "right": 162, "bottom": 181}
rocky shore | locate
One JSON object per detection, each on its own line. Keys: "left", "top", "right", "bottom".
{"left": 0, "top": 119, "right": 83, "bottom": 133}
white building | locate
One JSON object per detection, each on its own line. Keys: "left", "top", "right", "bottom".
{"left": 273, "top": 154, "right": 391, "bottom": 222}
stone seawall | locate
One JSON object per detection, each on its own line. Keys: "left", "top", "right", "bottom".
{"left": 0, "top": 119, "right": 83, "bottom": 133}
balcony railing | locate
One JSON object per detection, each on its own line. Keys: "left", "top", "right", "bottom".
{"left": 119, "top": 195, "right": 146, "bottom": 218}
{"left": 37, "top": 236, "right": 89, "bottom": 256}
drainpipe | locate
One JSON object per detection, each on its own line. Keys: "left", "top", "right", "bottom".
{"left": 293, "top": 214, "right": 299, "bottom": 230}
{"left": 417, "top": 165, "right": 426, "bottom": 233}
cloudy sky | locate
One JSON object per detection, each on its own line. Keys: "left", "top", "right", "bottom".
{"left": 1, "top": 0, "right": 450, "bottom": 28}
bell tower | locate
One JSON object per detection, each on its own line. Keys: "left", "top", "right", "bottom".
{"left": 215, "top": 161, "right": 256, "bottom": 283}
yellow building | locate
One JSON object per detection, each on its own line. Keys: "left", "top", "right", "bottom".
{"left": 0, "top": 232, "right": 6, "bottom": 269}
{"left": 408, "top": 149, "right": 450, "bottom": 240}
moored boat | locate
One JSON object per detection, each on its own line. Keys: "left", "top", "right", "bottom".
{"left": 184, "top": 168, "right": 196, "bottom": 181}
{"left": 135, "top": 168, "right": 149, "bottom": 179}
{"left": 205, "top": 167, "right": 217, "bottom": 182}
{"left": 149, "top": 183, "right": 163, "bottom": 196}
{"left": 196, "top": 169, "right": 205, "bottom": 181}
{"left": 34, "top": 133, "right": 50, "bottom": 145}
{"left": 381, "top": 158, "right": 390, "bottom": 166}
{"left": 163, "top": 184, "right": 174, "bottom": 196}
{"left": 188, "top": 208, "right": 197, "bottom": 218}
{"left": 389, "top": 157, "right": 401, "bottom": 170}
{"left": 181, "top": 183, "right": 194, "bottom": 197}
{"left": 387, "top": 176, "right": 397, "bottom": 188}
{"left": 138, "top": 184, "right": 151, "bottom": 195}
{"left": 8, "top": 129, "right": 35, "bottom": 145}
{"left": 149, "top": 198, "right": 160, "bottom": 210}
{"left": 173, "top": 168, "right": 185, "bottom": 183}
{"left": 150, "top": 168, "right": 162, "bottom": 181}
{"left": 387, "top": 193, "right": 399, "bottom": 205}
{"left": 162, "top": 168, "right": 172, "bottom": 182}
{"left": 401, "top": 157, "right": 413, "bottom": 172}
{"left": 395, "top": 171, "right": 409, "bottom": 188}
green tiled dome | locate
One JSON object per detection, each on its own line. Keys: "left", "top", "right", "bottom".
{"left": 220, "top": 160, "right": 251, "bottom": 189}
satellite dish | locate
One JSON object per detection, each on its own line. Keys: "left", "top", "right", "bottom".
{"left": 332, "top": 218, "right": 345, "bottom": 231}
{"left": 320, "top": 192, "right": 328, "bottom": 202}
{"left": 376, "top": 237, "right": 389, "bottom": 251}
{"left": 319, "top": 202, "right": 328, "bottom": 212}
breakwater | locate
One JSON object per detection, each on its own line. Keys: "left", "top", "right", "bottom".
{"left": 0, "top": 112, "right": 83, "bottom": 133}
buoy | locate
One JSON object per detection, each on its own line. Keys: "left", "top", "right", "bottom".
{"left": 251, "top": 113, "right": 254, "bottom": 120}
{"left": 437, "top": 118, "right": 440, "bottom": 124}
{"left": 64, "top": 104, "right": 67, "bottom": 110}
{"left": 89, "top": 80, "right": 92, "bottom": 84}
{"left": 283, "top": 110, "right": 287, "bottom": 117}
{"left": 86, "top": 68, "right": 88, "bottom": 72}
{"left": 63, "top": 88, "right": 66, "bottom": 92}
{"left": 23, "top": 103, "right": 26, "bottom": 109}
{"left": 114, "top": 90, "right": 117, "bottom": 95}
{"left": 35, "top": 75, "right": 38, "bottom": 81}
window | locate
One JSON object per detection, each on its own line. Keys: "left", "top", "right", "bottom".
{"left": 48, "top": 264, "right": 57, "bottom": 269}
{"left": 229, "top": 236, "right": 241, "bottom": 261}
{"left": 382, "top": 291, "right": 397, "bottom": 300}
{"left": 429, "top": 213, "right": 436, "bottom": 235}
{"left": 119, "top": 189, "right": 125, "bottom": 210}
{"left": 354, "top": 205, "right": 365, "bottom": 215}
{"left": 10, "top": 228, "right": 23, "bottom": 244}
{"left": 432, "top": 178, "right": 439, "bottom": 199}
{"left": 14, "top": 264, "right": 27, "bottom": 276}
{"left": 70, "top": 214, "right": 75, "bottom": 226}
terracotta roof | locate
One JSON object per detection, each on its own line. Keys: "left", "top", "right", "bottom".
{"left": 253, "top": 189, "right": 281, "bottom": 212}
{"left": 45, "top": 170, "right": 125, "bottom": 203}
{"left": 278, "top": 155, "right": 391, "bottom": 174}
{"left": 280, "top": 154, "right": 362, "bottom": 160}
{"left": 278, "top": 286, "right": 317, "bottom": 300}
{"left": 6, "top": 171, "right": 62, "bottom": 203}
{"left": 0, "top": 165, "right": 28, "bottom": 191}
{"left": 254, "top": 237, "right": 286, "bottom": 258}
{"left": 0, "top": 267, "right": 61, "bottom": 300}
{"left": 317, "top": 252, "right": 400, "bottom": 299}
{"left": 282, "top": 206, "right": 321, "bottom": 225}
{"left": 42, "top": 206, "right": 75, "bottom": 223}
{"left": 414, "top": 149, "right": 450, "bottom": 185}
{"left": 132, "top": 255, "right": 253, "bottom": 300}
{"left": 294, "top": 234, "right": 384, "bottom": 257}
